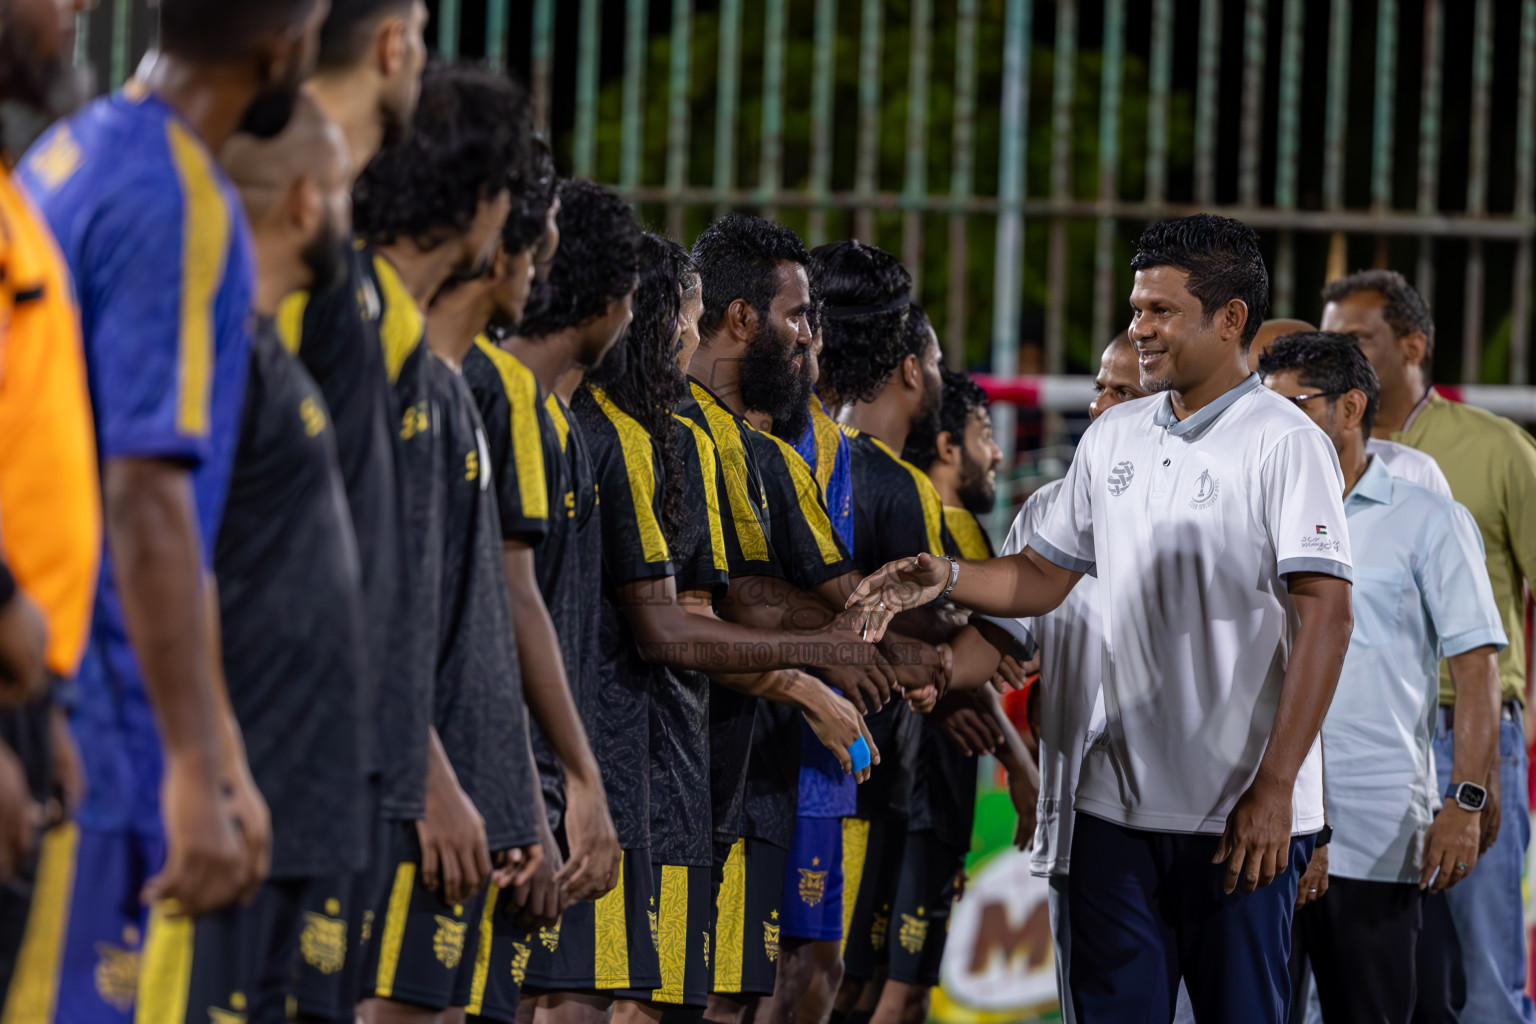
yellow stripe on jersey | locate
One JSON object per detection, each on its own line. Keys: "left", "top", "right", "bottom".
{"left": 593, "top": 850, "right": 631, "bottom": 989}
{"left": 371, "top": 253, "right": 424, "bottom": 385}
{"left": 166, "top": 119, "right": 230, "bottom": 439}
{"left": 276, "top": 291, "right": 308, "bottom": 355}
{"left": 809, "top": 399, "right": 840, "bottom": 499}
{"left": 590, "top": 386, "right": 669, "bottom": 564}
{"left": 867, "top": 435, "right": 945, "bottom": 556}
{"left": 465, "top": 882, "right": 500, "bottom": 1014}
{"left": 134, "top": 900, "right": 195, "bottom": 1024}
{"left": 943, "top": 506, "right": 991, "bottom": 560}
{"left": 545, "top": 393, "right": 571, "bottom": 452}
{"left": 475, "top": 336, "right": 549, "bottom": 519}
{"left": 688, "top": 383, "right": 770, "bottom": 562}
{"left": 839, "top": 819, "right": 871, "bottom": 959}
{"left": 652, "top": 866, "right": 690, "bottom": 1003}
{"left": 674, "top": 413, "right": 729, "bottom": 574}
{"left": 713, "top": 839, "right": 747, "bottom": 992}
{"left": 373, "top": 862, "right": 417, "bottom": 998}
{"left": 0, "top": 824, "right": 79, "bottom": 1023}
{"left": 753, "top": 426, "right": 844, "bottom": 565}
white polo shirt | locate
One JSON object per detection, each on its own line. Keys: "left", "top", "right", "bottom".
{"left": 999, "top": 480, "right": 1107, "bottom": 876}
{"left": 1031, "top": 374, "right": 1352, "bottom": 835}
{"left": 1367, "top": 437, "right": 1452, "bottom": 498}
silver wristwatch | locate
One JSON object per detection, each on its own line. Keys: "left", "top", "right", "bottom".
{"left": 939, "top": 555, "right": 960, "bottom": 600}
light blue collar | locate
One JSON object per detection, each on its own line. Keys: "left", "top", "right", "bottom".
{"left": 1345, "top": 454, "right": 1394, "bottom": 511}
{"left": 1152, "top": 373, "right": 1263, "bottom": 437}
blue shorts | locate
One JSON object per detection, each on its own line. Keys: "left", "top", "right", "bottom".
{"left": 3, "top": 823, "right": 164, "bottom": 1024}
{"left": 779, "top": 817, "right": 844, "bottom": 942}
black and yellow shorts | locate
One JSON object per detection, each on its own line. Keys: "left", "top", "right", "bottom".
{"left": 293, "top": 794, "right": 389, "bottom": 1021}
{"left": 840, "top": 816, "right": 908, "bottom": 981}
{"left": 360, "top": 823, "right": 488, "bottom": 1011}
{"left": 461, "top": 881, "right": 535, "bottom": 1023}
{"left": 520, "top": 847, "right": 661, "bottom": 994}
{"left": 710, "top": 837, "right": 787, "bottom": 997}
{"left": 884, "top": 829, "right": 966, "bottom": 988}
{"left": 612, "top": 863, "right": 713, "bottom": 1008}
{"left": 135, "top": 878, "right": 306, "bottom": 1024}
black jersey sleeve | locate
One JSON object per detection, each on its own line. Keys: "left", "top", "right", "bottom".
{"left": 463, "top": 339, "right": 555, "bottom": 544}
{"left": 681, "top": 384, "right": 784, "bottom": 580}
{"left": 576, "top": 387, "right": 676, "bottom": 587}
{"left": 671, "top": 415, "right": 730, "bottom": 599}
{"left": 746, "top": 428, "right": 853, "bottom": 590}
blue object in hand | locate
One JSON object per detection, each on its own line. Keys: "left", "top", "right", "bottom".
{"left": 848, "top": 736, "right": 872, "bottom": 773}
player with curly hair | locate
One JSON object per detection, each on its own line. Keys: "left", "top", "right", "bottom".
{"left": 350, "top": 63, "right": 550, "bottom": 1022}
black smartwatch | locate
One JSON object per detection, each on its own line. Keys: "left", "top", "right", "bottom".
{"left": 1314, "top": 824, "right": 1332, "bottom": 848}
{"left": 1447, "top": 781, "right": 1489, "bottom": 813}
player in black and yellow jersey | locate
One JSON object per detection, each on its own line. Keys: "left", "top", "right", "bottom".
{"left": 351, "top": 64, "right": 549, "bottom": 1021}
{"left": 135, "top": 95, "right": 364, "bottom": 1024}
{"left": 438, "top": 158, "right": 625, "bottom": 1024}
{"left": 685, "top": 217, "right": 947, "bottom": 1024}
{"left": 807, "top": 244, "right": 955, "bottom": 1024}
{"left": 276, "top": 4, "right": 431, "bottom": 1017}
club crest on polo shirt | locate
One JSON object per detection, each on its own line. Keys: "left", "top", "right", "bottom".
{"left": 1189, "top": 469, "right": 1220, "bottom": 510}
{"left": 1107, "top": 460, "right": 1135, "bottom": 496}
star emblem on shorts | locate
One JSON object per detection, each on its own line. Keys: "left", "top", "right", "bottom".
{"left": 811, "top": 857, "right": 820, "bottom": 866}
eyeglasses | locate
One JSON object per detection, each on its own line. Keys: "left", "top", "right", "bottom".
{"left": 1282, "top": 390, "right": 1343, "bottom": 407}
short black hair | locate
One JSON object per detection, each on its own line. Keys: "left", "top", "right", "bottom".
{"left": 903, "top": 368, "right": 989, "bottom": 471}
{"left": 158, "top": 0, "right": 319, "bottom": 61}
{"left": 1257, "top": 331, "right": 1380, "bottom": 437}
{"left": 583, "top": 233, "right": 692, "bottom": 547}
{"left": 317, "top": 0, "right": 414, "bottom": 68}
{"left": 354, "top": 62, "right": 530, "bottom": 252}
{"left": 1130, "top": 213, "right": 1270, "bottom": 350}
{"left": 809, "top": 240, "right": 913, "bottom": 404}
{"left": 1321, "top": 269, "right": 1436, "bottom": 368}
{"left": 516, "top": 179, "right": 640, "bottom": 338}
{"left": 691, "top": 212, "right": 810, "bottom": 339}
{"left": 504, "top": 134, "right": 557, "bottom": 256}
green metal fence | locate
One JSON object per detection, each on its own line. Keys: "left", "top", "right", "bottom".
{"left": 89, "top": 1, "right": 1536, "bottom": 391}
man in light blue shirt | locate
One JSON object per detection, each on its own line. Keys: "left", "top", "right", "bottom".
{"left": 1259, "top": 332, "right": 1505, "bottom": 1024}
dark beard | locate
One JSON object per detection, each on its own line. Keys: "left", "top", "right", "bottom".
{"left": 956, "top": 457, "right": 996, "bottom": 516}
{"left": 740, "top": 320, "right": 813, "bottom": 442}
{"left": 301, "top": 214, "right": 347, "bottom": 296}
{"left": 918, "top": 371, "right": 942, "bottom": 420}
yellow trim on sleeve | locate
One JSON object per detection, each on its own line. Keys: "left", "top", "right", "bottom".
{"left": 593, "top": 850, "right": 631, "bottom": 989}
{"left": 474, "top": 337, "right": 549, "bottom": 520}
{"left": 689, "top": 383, "right": 770, "bottom": 561}
{"left": 943, "top": 506, "right": 992, "bottom": 560}
{"left": 755, "top": 427, "right": 845, "bottom": 565}
{"left": 133, "top": 900, "right": 195, "bottom": 1024}
{"left": 371, "top": 253, "right": 425, "bottom": 385}
{"left": 840, "top": 819, "right": 871, "bottom": 958}
{"left": 276, "top": 291, "right": 308, "bottom": 355}
{"left": 166, "top": 120, "right": 230, "bottom": 439}
{"left": 674, "top": 414, "right": 730, "bottom": 574}
{"left": 867, "top": 435, "right": 946, "bottom": 556}
{"left": 373, "top": 862, "right": 417, "bottom": 999}
{"left": 0, "top": 824, "right": 79, "bottom": 1024}
{"left": 590, "top": 386, "right": 669, "bottom": 564}
{"left": 713, "top": 839, "right": 747, "bottom": 992}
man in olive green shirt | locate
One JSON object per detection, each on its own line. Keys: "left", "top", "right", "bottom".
{"left": 1323, "top": 268, "right": 1536, "bottom": 1024}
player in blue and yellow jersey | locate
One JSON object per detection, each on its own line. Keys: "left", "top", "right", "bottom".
{"left": 130, "top": 95, "right": 366, "bottom": 1024}
{"left": 351, "top": 64, "right": 549, "bottom": 1023}
{"left": 16, "top": 2, "right": 324, "bottom": 1018}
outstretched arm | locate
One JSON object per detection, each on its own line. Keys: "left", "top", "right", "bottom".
{"left": 846, "top": 548, "right": 1082, "bottom": 642}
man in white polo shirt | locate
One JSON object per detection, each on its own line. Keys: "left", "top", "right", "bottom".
{"left": 848, "top": 214, "right": 1355, "bottom": 1024}
{"left": 1260, "top": 331, "right": 1504, "bottom": 1024}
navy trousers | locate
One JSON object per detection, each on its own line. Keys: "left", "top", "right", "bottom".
{"left": 1068, "top": 812, "right": 1315, "bottom": 1024}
